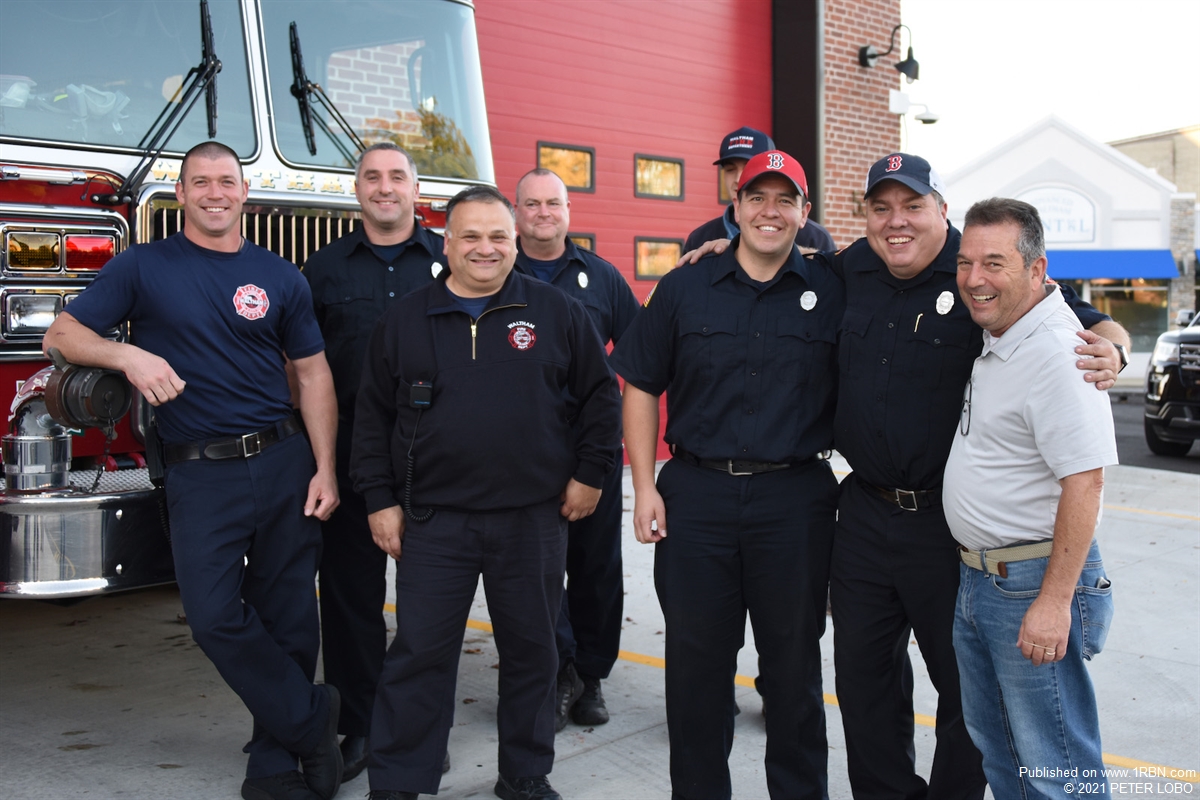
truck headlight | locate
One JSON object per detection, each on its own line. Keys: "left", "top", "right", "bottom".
{"left": 1151, "top": 340, "right": 1180, "bottom": 366}
{"left": 5, "top": 293, "right": 62, "bottom": 335}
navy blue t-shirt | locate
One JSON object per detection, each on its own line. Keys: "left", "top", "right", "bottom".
{"left": 445, "top": 288, "right": 492, "bottom": 319}
{"left": 523, "top": 254, "right": 566, "bottom": 284}
{"left": 66, "top": 233, "right": 325, "bottom": 444}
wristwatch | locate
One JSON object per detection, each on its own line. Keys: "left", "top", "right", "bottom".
{"left": 1114, "top": 343, "right": 1129, "bottom": 374}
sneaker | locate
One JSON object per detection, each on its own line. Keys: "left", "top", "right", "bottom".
{"left": 570, "top": 673, "right": 609, "bottom": 725}
{"left": 494, "top": 774, "right": 562, "bottom": 800}
{"left": 241, "top": 770, "right": 320, "bottom": 800}
{"left": 554, "top": 661, "right": 584, "bottom": 732}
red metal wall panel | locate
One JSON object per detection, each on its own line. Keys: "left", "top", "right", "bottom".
{"left": 475, "top": 0, "right": 773, "bottom": 294}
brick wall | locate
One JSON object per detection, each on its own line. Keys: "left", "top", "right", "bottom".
{"left": 821, "top": 0, "right": 901, "bottom": 246}
{"left": 325, "top": 42, "right": 425, "bottom": 149}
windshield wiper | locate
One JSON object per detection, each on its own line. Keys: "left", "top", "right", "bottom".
{"left": 96, "top": 0, "right": 222, "bottom": 205}
{"left": 289, "top": 21, "right": 366, "bottom": 163}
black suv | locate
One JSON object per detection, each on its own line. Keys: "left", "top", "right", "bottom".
{"left": 1145, "top": 310, "right": 1200, "bottom": 456}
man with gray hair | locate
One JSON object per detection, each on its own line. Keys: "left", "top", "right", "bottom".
{"left": 303, "top": 142, "right": 447, "bottom": 780}
{"left": 945, "top": 197, "right": 1116, "bottom": 798}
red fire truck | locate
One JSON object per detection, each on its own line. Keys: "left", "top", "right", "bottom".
{"left": 0, "top": 0, "right": 493, "bottom": 598}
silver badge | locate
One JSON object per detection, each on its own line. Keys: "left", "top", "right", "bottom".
{"left": 431, "top": 262, "right": 443, "bottom": 279}
{"left": 936, "top": 290, "right": 954, "bottom": 315}
{"left": 578, "top": 272, "right": 588, "bottom": 289}
{"left": 800, "top": 290, "right": 817, "bottom": 311}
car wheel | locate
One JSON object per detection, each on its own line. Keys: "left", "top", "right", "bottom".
{"left": 1144, "top": 419, "right": 1193, "bottom": 457}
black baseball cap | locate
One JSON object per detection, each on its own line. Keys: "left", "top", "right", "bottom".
{"left": 714, "top": 126, "right": 776, "bottom": 165}
{"left": 865, "top": 152, "right": 946, "bottom": 198}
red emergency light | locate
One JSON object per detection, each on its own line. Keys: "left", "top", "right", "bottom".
{"left": 64, "top": 234, "right": 116, "bottom": 271}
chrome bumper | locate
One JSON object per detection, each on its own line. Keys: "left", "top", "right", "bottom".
{"left": 0, "top": 469, "right": 173, "bottom": 598}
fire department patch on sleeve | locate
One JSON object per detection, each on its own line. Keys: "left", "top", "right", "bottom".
{"left": 507, "top": 321, "right": 536, "bottom": 350}
{"left": 233, "top": 284, "right": 270, "bottom": 320}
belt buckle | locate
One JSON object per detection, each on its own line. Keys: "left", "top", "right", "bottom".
{"left": 726, "top": 459, "right": 753, "bottom": 477}
{"left": 239, "top": 432, "right": 262, "bottom": 458}
{"left": 894, "top": 489, "right": 919, "bottom": 512}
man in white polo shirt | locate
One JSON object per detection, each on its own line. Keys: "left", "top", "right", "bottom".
{"left": 943, "top": 197, "right": 1117, "bottom": 800}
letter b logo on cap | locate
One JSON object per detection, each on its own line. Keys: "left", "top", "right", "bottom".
{"left": 767, "top": 153, "right": 785, "bottom": 170}
{"left": 886, "top": 155, "right": 903, "bottom": 172}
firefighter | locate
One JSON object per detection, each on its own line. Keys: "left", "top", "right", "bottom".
{"left": 43, "top": 141, "right": 342, "bottom": 800}
{"left": 512, "top": 168, "right": 640, "bottom": 731}
{"left": 351, "top": 186, "right": 621, "bottom": 800}
{"left": 683, "top": 126, "right": 835, "bottom": 254}
{"left": 302, "top": 142, "right": 447, "bottom": 781}
{"left": 612, "top": 151, "right": 842, "bottom": 800}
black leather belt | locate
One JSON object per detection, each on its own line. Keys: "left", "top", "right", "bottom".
{"left": 672, "top": 446, "right": 816, "bottom": 476}
{"left": 164, "top": 415, "right": 303, "bottom": 464}
{"left": 861, "top": 479, "right": 939, "bottom": 512}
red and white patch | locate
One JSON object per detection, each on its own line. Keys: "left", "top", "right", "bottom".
{"left": 233, "top": 284, "right": 270, "bottom": 320}
{"left": 886, "top": 155, "right": 903, "bottom": 173}
{"left": 507, "top": 321, "right": 537, "bottom": 351}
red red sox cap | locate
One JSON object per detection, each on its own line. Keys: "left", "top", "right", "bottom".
{"left": 736, "top": 150, "right": 809, "bottom": 199}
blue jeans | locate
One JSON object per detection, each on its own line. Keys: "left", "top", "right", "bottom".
{"left": 953, "top": 541, "right": 1113, "bottom": 800}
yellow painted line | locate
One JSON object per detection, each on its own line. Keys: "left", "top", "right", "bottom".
{"left": 445, "top": 614, "right": 1199, "bottom": 783}
{"left": 1103, "top": 503, "right": 1200, "bottom": 522}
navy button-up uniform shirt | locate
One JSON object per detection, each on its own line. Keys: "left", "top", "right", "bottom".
{"left": 514, "top": 238, "right": 640, "bottom": 347}
{"left": 826, "top": 224, "right": 1111, "bottom": 492}
{"left": 611, "top": 240, "right": 844, "bottom": 463}
{"left": 303, "top": 222, "right": 445, "bottom": 418}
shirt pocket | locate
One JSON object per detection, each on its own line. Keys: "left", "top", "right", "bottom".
{"left": 321, "top": 292, "right": 376, "bottom": 338}
{"left": 777, "top": 316, "right": 838, "bottom": 386}
{"left": 679, "top": 313, "right": 740, "bottom": 381}
{"left": 579, "top": 293, "right": 613, "bottom": 345}
{"left": 906, "top": 317, "right": 974, "bottom": 386}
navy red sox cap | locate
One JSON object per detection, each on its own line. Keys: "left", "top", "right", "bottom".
{"left": 737, "top": 150, "right": 809, "bottom": 198}
{"left": 865, "top": 152, "right": 946, "bottom": 198}
{"left": 714, "top": 126, "right": 776, "bottom": 165}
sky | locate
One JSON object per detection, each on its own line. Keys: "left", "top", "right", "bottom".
{"left": 898, "top": 0, "right": 1200, "bottom": 178}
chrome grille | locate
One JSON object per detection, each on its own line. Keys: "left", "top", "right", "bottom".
{"left": 1181, "top": 343, "right": 1200, "bottom": 372}
{"left": 148, "top": 200, "right": 361, "bottom": 267}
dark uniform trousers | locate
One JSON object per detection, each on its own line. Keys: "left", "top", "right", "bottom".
{"left": 830, "top": 473, "right": 985, "bottom": 800}
{"left": 164, "top": 432, "right": 329, "bottom": 779}
{"left": 318, "top": 419, "right": 388, "bottom": 737}
{"left": 556, "top": 446, "right": 624, "bottom": 679}
{"left": 655, "top": 457, "right": 838, "bottom": 800}
{"left": 368, "top": 499, "right": 567, "bottom": 795}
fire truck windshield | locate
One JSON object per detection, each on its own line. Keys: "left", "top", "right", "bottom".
{"left": 260, "top": 0, "right": 494, "bottom": 183}
{"left": 0, "top": 0, "right": 255, "bottom": 156}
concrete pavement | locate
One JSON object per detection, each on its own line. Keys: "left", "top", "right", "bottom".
{"left": 1, "top": 457, "right": 1197, "bottom": 799}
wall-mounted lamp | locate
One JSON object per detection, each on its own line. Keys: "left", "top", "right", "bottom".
{"left": 889, "top": 90, "right": 939, "bottom": 124}
{"left": 859, "top": 24, "right": 920, "bottom": 83}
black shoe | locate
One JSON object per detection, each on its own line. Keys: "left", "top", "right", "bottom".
{"left": 554, "top": 661, "right": 584, "bottom": 732}
{"left": 367, "top": 792, "right": 419, "bottom": 800}
{"left": 339, "top": 734, "right": 369, "bottom": 782}
{"left": 300, "top": 684, "right": 343, "bottom": 800}
{"left": 494, "top": 774, "right": 562, "bottom": 800}
{"left": 570, "top": 673, "right": 609, "bottom": 725}
{"left": 442, "top": 750, "right": 451, "bottom": 773}
{"left": 241, "top": 770, "right": 320, "bottom": 800}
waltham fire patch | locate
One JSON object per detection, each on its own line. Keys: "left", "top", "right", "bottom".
{"left": 233, "top": 284, "right": 270, "bottom": 320}
{"left": 507, "top": 320, "right": 537, "bottom": 350}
